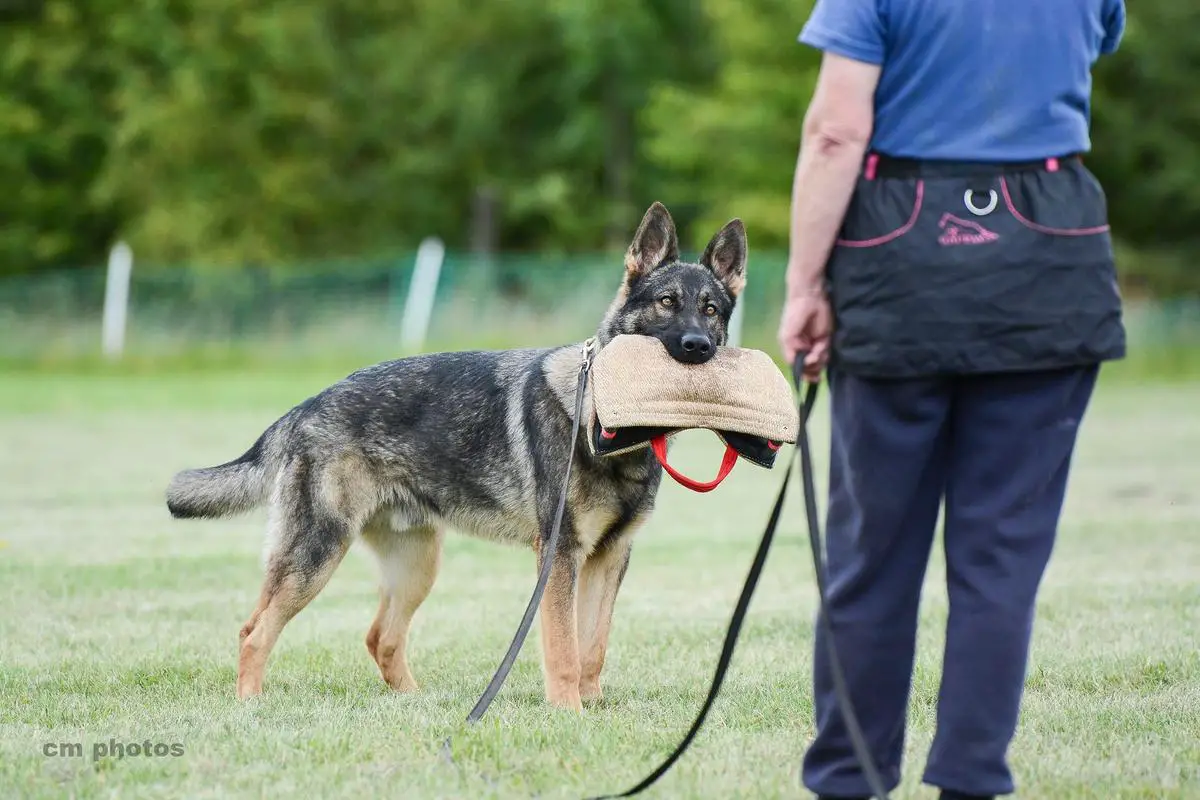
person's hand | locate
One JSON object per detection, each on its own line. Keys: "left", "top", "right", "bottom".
{"left": 777, "top": 285, "right": 832, "bottom": 382}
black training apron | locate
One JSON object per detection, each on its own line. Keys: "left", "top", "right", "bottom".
{"left": 824, "top": 154, "right": 1126, "bottom": 379}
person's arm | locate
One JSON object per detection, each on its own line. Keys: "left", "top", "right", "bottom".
{"left": 1100, "top": 0, "right": 1125, "bottom": 55}
{"left": 784, "top": 53, "right": 882, "bottom": 300}
{"left": 777, "top": 0, "right": 886, "bottom": 373}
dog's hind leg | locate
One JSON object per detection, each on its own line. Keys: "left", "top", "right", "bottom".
{"left": 237, "top": 539, "right": 349, "bottom": 699}
{"left": 577, "top": 518, "right": 644, "bottom": 703}
{"left": 236, "top": 460, "right": 354, "bottom": 700}
{"left": 362, "top": 523, "right": 443, "bottom": 692}
{"left": 535, "top": 529, "right": 585, "bottom": 712}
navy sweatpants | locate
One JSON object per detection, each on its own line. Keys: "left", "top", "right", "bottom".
{"left": 801, "top": 363, "right": 1098, "bottom": 798}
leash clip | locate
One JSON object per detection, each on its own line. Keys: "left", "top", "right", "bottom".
{"left": 581, "top": 336, "right": 599, "bottom": 373}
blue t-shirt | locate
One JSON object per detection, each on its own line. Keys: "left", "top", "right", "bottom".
{"left": 799, "top": 0, "right": 1126, "bottom": 161}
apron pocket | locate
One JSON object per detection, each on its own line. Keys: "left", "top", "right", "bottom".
{"left": 834, "top": 179, "right": 925, "bottom": 248}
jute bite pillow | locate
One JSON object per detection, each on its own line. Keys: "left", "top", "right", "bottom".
{"left": 586, "top": 335, "right": 799, "bottom": 488}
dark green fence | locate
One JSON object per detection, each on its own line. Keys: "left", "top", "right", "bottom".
{"left": 1, "top": 251, "right": 1198, "bottom": 375}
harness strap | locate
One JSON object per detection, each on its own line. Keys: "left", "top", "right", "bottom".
{"left": 650, "top": 435, "right": 739, "bottom": 493}
{"left": 585, "top": 361, "right": 891, "bottom": 800}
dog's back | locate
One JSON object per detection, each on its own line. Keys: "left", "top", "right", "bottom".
{"left": 167, "top": 346, "right": 572, "bottom": 541}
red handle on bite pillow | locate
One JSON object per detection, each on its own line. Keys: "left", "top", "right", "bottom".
{"left": 650, "top": 435, "right": 739, "bottom": 493}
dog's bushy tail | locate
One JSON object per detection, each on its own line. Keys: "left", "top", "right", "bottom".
{"left": 166, "top": 418, "right": 290, "bottom": 519}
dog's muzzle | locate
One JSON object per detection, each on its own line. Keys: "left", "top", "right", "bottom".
{"left": 586, "top": 335, "right": 800, "bottom": 492}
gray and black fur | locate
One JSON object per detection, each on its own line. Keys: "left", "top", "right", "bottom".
{"left": 165, "top": 202, "right": 749, "bottom": 709}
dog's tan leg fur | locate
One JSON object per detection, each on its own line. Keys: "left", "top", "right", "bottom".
{"left": 363, "top": 525, "right": 443, "bottom": 692}
{"left": 576, "top": 530, "right": 638, "bottom": 703}
{"left": 364, "top": 593, "right": 386, "bottom": 662}
{"left": 536, "top": 536, "right": 584, "bottom": 712}
{"left": 237, "top": 541, "right": 349, "bottom": 699}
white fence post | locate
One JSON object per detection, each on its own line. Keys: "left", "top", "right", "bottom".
{"left": 400, "top": 237, "right": 446, "bottom": 352}
{"left": 101, "top": 241, "right": 133, "bottom": 360}
{"left": 727, "top": 298, "right": 746, "bottom": 348}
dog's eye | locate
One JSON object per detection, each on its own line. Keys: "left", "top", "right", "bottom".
{"left": 704, "top": 304, "right": 718, "bottom": 316}
{"left": 658, "top": 295, "right": 675, "bottom": 308}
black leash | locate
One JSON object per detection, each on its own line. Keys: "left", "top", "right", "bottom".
{"left": 585, "top": 359, "right": 890, "bottom": 800}
{"left": 462, "top": 339, "right": 596, "bottom": 724}
{"left": 792, "top": 360, "right": 890, "bottom": 800}
{"left": 450, "top": 344, "right": 890, "bottom": 799}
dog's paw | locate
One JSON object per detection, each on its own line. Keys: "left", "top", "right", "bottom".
{"left": 580, "top": 680, "right": 603, "bottom": 704}
{"left": 546, "top": 688, "right": 584, "bottom": 713}
{"left": 236, "top": 681, "right": 263, "bottom": 701}
{"left": 383, "top": 673, "right": 419, "bottom": 693}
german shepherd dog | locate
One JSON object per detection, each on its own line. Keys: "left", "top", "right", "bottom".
{"left": 165, "top": 202, "right": 747, "bottom": 711}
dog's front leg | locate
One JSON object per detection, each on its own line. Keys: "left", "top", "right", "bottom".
{"left": 577, "top": 519, "right": 643, "bottom": 703}
{"left": 535, "top": 532, "right": 584, "bottom": 712}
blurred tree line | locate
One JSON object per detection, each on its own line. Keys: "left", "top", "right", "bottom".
{"left": 0, "top": 0, "right": 1195, "bottom": 294}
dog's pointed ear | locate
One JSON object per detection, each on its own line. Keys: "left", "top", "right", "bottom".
{"left": 700, "top": 218, "right": 748, "bottom": 297}
{"left": 625, "top": 202, "right": 680, "bottom": 278}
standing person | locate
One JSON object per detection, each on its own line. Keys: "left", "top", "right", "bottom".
{"left": 776, "top": 1, "right": 1127, "bottom": 799}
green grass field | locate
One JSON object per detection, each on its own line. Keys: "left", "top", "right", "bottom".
{"left": 1, "top": 368, "right": 1198, "bottom": 799}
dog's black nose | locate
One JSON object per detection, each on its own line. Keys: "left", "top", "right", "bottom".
{"left": 680, "top": 333, "right": 712, "bottom": 361}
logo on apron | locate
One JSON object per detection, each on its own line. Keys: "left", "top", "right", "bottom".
{"left": 937, "top": 213, "right": 1000, "bottom": 246}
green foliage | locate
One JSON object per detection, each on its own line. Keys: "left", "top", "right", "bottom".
{"left": 1090, "top": 3, "right": 1200, "bottom": 253}
{"left": 96, "top": 0, "right": 592, "bottom": 265}
{"left": 642, "top": 0, "right": 821, "bottom": 251}
{"left": 0, "top": 1, "right": 122, "bottom": 276}
{"left": 1, "top": 0, "right": 713, "bottom": 271}
{"left": 0, "top": 0, "right": 1196, "bottom": 296}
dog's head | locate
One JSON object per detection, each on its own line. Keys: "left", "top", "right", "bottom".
{"left": 598, "top": 202, "right": 747, "bottom": 365}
